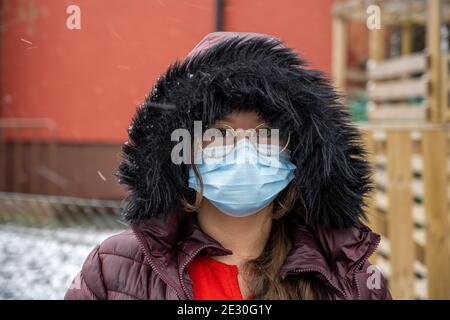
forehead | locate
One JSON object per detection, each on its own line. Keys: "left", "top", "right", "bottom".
{"left": 215, "top": 111, "right": 267, "bottom": 129}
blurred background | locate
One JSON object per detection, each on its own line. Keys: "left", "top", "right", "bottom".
{"left": 0, "top": 0, "right": 449, "bottom": 300}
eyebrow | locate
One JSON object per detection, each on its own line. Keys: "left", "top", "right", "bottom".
{"left": 255, "top": 122, "right": 271, "bottom": 129}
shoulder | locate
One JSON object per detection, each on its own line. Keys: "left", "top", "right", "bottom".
{"left": 312, "top": 223, "right": 392, "bottom": 299}
{"left": 65, "top": 229, "right": 151, "bottom": 300}
{"left": 97, "top": 229, "right": 142, "bottom": 257}
{"left": 94, "top": 228, "right": 153, "bottom": 276}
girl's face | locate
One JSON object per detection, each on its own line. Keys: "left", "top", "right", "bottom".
{"left": 188, "top": 109, "right": 296, "bottom": 218}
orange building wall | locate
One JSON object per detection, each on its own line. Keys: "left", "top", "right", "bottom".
{"left": 2, "top": 0, "right": 335, "bottom": 143}
{"left": 224, "top": 0, "right": 334, "bottom": 75}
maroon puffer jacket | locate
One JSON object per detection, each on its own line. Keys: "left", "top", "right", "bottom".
{"left": 64, "top": 211, "right": 391, "bottom": 300}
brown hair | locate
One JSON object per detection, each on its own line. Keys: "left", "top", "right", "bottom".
{"left": 181, "top": 165, "right": 316, "bottom": 300}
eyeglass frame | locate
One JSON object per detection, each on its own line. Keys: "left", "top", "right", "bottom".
{"left": 194, "top": 122, "right": 292, "bottom": 159}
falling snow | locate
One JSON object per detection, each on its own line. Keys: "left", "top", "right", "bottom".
{"left": 97, "top": 171, "right": 107, "bottom": 181}
{"left": 20, "top": 38, "right": 33, "bottom": 45}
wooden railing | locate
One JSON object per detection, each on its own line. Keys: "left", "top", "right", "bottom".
{"left": 361, "top": 123, "right": 450, "bottom": 300}
{"left": 0, "top": 192, "right": 125, "bottom": 229}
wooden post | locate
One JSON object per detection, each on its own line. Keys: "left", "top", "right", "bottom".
{"left": 441, "top": 54, "right": 449, "bottom": 123}
{"left": 422, "top": 130, "right": 450, "bottom": 299}
{"left": 368, "top": 2, "right": 384, "bottom": 120}
{"left": 427, "top": 0, "right": 443, "bottom": 122}
{"left": 401, "top": 22, "right": 413, "bottom": 56}
{"left": 387, "top": 130, "right": 415, "bottom": 299}
{"left": 369, "top": 3, "right": 384, "bottom": 62}
{"left": 362, "top": 129, "right": 379, "bottom": 263}
{"left": 332, "top": 15, "right": 347, "bottom": 93}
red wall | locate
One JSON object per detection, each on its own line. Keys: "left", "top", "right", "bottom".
{"left": 2, "top": 0, "right": 335, "bottom": 143}
{"left": 224, "top": 0, "right": 334, "bottom": 74}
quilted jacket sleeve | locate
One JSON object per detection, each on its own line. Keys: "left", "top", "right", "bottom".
{"left": 64, "top": 245, "right": 107, "bottom": 300}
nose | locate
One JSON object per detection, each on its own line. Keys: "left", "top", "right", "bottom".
{"left": 235, "top": 139, "right": 258, "bottom": 164}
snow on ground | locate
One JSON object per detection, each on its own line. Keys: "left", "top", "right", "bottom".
{"left": 0, "top": 224, "right": 121, "bottom": 300}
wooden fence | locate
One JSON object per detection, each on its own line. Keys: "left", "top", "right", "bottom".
{"left": 361, "top": 124, "right": 450, "bottom": 300}
{"left": 333, "top": 0, "right": 450, "bottom": 124}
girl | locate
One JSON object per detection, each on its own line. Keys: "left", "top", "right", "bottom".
{"left": 65, "top": 32, "right": 391, "bottom": 300}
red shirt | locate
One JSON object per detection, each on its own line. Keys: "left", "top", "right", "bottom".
{"left": 188, "top": 255, "right": 247, "bottom": 300}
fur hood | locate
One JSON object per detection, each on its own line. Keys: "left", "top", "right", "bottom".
{"left": 117, "top": 32, "right": 372, "bottom": 229}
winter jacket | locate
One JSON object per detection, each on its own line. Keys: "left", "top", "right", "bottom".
{"left": 64, "top": 211, "right": 391, "bottom": 300}
{"left": 65, "top": 32, "right": 392, "bottom": 300}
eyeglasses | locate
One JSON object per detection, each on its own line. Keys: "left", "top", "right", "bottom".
{"left": 195, "top": 123, "right": 291, "bottom": 158}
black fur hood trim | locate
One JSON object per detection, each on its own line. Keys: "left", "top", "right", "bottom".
{"left": 117, "top": 32, "right": 372, "bottom": 229}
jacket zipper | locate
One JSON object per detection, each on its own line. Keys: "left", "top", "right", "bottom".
{"left": 178, "top": 244, "right": 216, "bottom": 300}
{"left": 352, "top": 234, "right": 381, "bottom": 299}
{"left": 291, "top": 267, "right": 348, "bottom": 300}
{"left": 133, "top": 229, "right": 187, "bottom": 300}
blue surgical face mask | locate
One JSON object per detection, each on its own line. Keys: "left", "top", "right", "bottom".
{"left": 188, "top": 139, "right": 296, "bottom": 217}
